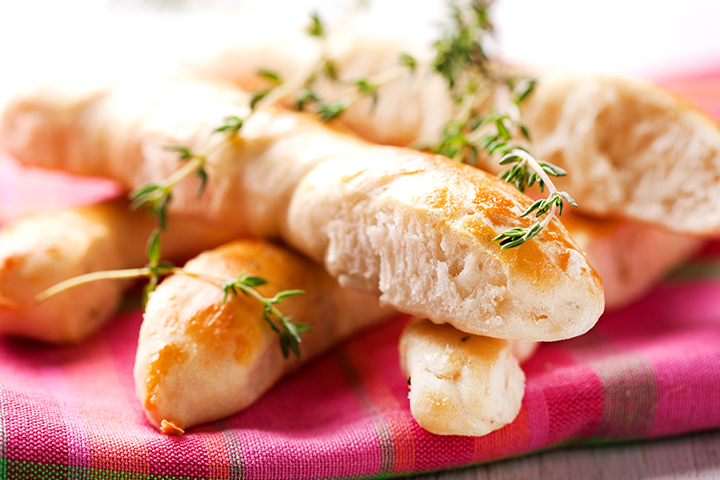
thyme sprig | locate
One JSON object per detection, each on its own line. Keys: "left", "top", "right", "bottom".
{"left": 433, "top": 0, "right": 493, "bottom": 97}
{"left": 429, "top": 0, "right": 577, "bottom": 248}
{"left": 129, "top": 115, "right": 244, "bottom": 229}
{"left": 492, "top": 149, "right": 577, "bottom": 249}
{"left": 221, "top": 274, "right": 309, "bottom": 358}
{"left": 35, "top": 231, "right": 310, "bottom": 358}
{"left": 244, "top": 12, "right": 416, "bottom": 123}
{"left": 292, "top": 60, "right": 415, "bottom": 120}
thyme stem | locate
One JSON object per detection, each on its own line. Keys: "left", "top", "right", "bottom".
{"left": 253, "top": 58, "right": 320, "bottom": 112}
{"left": 510, "top": 148, "right": 557, "bottom": 197}
{"left": 35, "top": 266, "right": 183, "bottom": 304}
{"left": 162, "top": 156, "right": 204, "bottom": 192}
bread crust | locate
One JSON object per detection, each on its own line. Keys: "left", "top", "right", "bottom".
{"left": 561, "top": 211, "right": 702, "bottom": 310}
{"left": 399, "top": 318, "right": 525, "bottom": 436}
{"left": 135, "top": 239, "right": 392, "bottom": 430}
{"left": 513, "top": 74, "right": 720, "bottom": 235}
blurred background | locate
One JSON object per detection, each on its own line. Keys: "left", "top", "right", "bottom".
{"left": 1, "top": 0, "right": 719, "bottom": 107}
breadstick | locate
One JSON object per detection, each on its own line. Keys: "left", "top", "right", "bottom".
{"left": 399, "top": 318, "right": 525, "bottom": 436}
{"left": 0, "top": 198, "right": 240, "bottom": 343}
{"left": 135, "top": 239, "right": 393, "bottom": 432}
{"left": 0, "top": 76, "right": 604, "bottom": 342}
{"left": 561, "top": 212, "right": 701, "bottom": 310}
{"left": 187, "top": 28, "right": 720, "bottom": 235}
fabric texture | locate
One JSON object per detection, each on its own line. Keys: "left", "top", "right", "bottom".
{"left": 1, "top": 70, "right": 720, "bottom": 479}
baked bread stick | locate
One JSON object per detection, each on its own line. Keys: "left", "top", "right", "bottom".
{"left": 561, "top": 212, "right": 701, "bottom": 310}
{"left": 135, "top": 239, "right": 393, "bottom": 432}
{"left": 0, "top": 198, "right": 240, "bottom": 343}
{"left": 187, "top": 31, "right": 709, "bottom": 307}
{"left": 184, "top": 22, "right": 450, "bottom": 147}
{"left": 0, "top": 76, "right": 604, "bottom": 342}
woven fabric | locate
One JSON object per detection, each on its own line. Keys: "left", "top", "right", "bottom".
{"left": 1, "top": 70, "right": 720, "bottom": 479}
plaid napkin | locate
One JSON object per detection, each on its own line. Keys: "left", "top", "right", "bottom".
{"left": 0, "top": 70, "right": 719, "bottom": 479}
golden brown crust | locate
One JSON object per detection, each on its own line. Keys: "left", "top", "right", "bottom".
{"left": 399, "top": 318, "right": 525, "bottom": 436}
{"left": 135, "top": 239, "right": 392, "bottom": 431}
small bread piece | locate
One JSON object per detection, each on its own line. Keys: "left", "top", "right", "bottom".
{"left": 0, "top": 198, "right": 240, "bottom": 343}
{"left": 0, "top": 77, "right": 604, "bottom": 342}
{"left": 400, "top": 318, "right": 525, "bottom": 436}
{"left": 135, "top": 239, "right": 393, "bottom": 431}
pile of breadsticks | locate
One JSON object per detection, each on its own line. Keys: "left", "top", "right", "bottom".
{"left": 0, "top": 26, "right": 719, "bottom": 439}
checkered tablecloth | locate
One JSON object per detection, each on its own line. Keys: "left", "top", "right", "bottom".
{"left": 0, "top": 69, "right": 719, "bottom": 479}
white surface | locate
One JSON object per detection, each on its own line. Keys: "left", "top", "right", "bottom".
{"left": 1, "top": 0, "right": 719, "bottom": 88}
{"left": 493, "top": 0, "right": 720, "bottom": 77}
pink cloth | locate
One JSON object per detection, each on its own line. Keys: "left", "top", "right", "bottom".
{"left": 0, "top": 69, "right": 718, "bottom": 479}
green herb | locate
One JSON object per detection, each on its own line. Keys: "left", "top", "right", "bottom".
{"left": 257, "top": 70, "right": 283, "bottom": 84}
{"left": 323, "top": 59, "right": 338, "bottom": 81}
{"left": 143, "top": 229, "right": 175, "bottom": 306}
{"left": 492, "top": 150, "right": 577, "bottom": 249}
{"left": 129, "top": 184, "right": 173, "bottom": 230}
{"left": 214, "top": 115, "right": 244, "bottom": 134}
{"left": 508, "top": 76, "right": 537, "bottom": 105}
{"left": 400, "top": 53, "right": 417, "bottom": 74}
{"left": 498, "top": 151, "right": 567, "bottom": 193}
{"left": 428, "top": 0, "right": 577, "bottom": 248}
{"left": 286, "top": 13, "right": 417, "bottom": 121}
{"left": 250, "top": 91, "right": 269, "bottom": 110}
{"left": 354, "top": 79, "right": 378, "bottom": 108}
{"left": 307, "top": 12, "right": 325, "bottom": 37}
{"left": 318, "top": 101, "right": 346, "bottom": 121}
{"left": 222, "top": 273, "right": 310, "bottom": 358}
{"left": 294, "top": 88, "right": 320, "bottom": 111}
{"left": 433, "top": 0, "right": 492, "bottom": 94}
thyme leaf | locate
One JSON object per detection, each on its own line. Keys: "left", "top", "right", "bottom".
{"left": 129, "top": 116, "right": 244, "bottom": 229}
{"left": 307, "top": 12, "right": 325, "bottom": 37}
{"left": 222, "top": 274, "right": 309, "bottom": 358}
{"left": 400, "top": 53, "right": 417, "bottom": 74}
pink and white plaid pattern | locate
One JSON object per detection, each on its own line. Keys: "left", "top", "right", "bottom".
{"left": 0, "top": 69, "right": 718, "bottom": 479}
